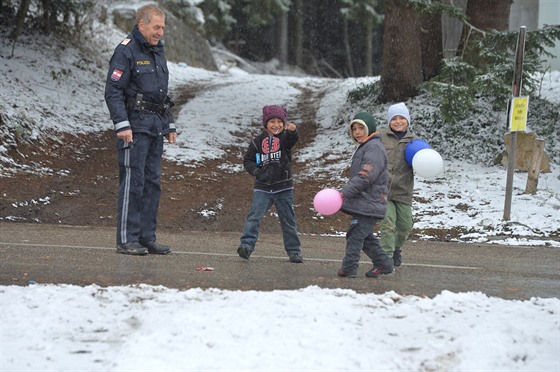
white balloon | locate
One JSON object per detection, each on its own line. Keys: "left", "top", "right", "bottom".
{"left": 412, "top": 148, "right": 444, "bottom": 179}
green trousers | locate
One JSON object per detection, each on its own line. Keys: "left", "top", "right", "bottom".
{"left": 379, "top": 200, "right": 413, "bottom": 257}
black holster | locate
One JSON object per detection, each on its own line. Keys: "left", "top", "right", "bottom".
{"left": 128, "top": 93, "right": 171, "bottom": 116}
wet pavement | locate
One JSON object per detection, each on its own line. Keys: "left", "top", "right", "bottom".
{"left": 1, "top": 222, "right": 559, "bottom": 300}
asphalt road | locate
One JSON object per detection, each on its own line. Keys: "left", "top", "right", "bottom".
{"left": 1, "top": 222, "right": 559, "bottom": 300}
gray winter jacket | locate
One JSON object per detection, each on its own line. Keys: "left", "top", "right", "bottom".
{"left": 340, "top": 133, "right": 388, "bottom": 218}
{"left": 377, "top": 127, "right": 419, "bottom": 205}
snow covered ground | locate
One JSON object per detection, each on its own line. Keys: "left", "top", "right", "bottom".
{"left": 1, "top": 284, "right": 559, "bottom": 371}
{"left": 0, "top": 1, "right": 559, "bottom": 370}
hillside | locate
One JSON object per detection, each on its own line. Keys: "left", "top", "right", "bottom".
{"left": 0, "top": 19, "right": 350, "bottom": 236}
{"left": 1, "top": 6, "right": 559, "bottom": 245}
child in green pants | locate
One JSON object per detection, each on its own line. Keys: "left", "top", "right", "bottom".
{"left": 377, "top": 102, "right": 420, "bottom": 266}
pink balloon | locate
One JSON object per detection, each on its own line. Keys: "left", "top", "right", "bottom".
{"left": 313, "top": 188, "right": 343, "bottom": 216}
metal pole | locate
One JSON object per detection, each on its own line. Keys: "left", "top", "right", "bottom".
{"left": 503, "top": 26, "right": 527, "bottom": 221}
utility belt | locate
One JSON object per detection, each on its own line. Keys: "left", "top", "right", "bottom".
{"left": 127, "top": 93, "right": 173, "bottom": 116}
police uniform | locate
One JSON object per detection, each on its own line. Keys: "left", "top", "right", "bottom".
{"left": 104, "top": 25, "right": 176, "bottom": 247}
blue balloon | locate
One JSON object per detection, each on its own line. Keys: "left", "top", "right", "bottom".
{"left": 405, "top": 139, "right": 431, "bottom": 166}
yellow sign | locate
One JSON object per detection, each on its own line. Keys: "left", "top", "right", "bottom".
{"left": 509, "top": 96, "right": 529, "bottom": 131}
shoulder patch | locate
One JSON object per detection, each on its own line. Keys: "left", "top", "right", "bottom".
{"left": 111, "top": 69, "right": 123, "bottom": 81}
{"left": 121, "top": 38, "right": 131, "bottom": 45}
{"left": 362, "top": 164, "right": 373, "bottom": 173}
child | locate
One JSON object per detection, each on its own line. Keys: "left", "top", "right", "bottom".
{"left": 377, "top": 102, "right": 420, "bottom": 267}
{"left": 237, "top": 105, "right": 303, "bottom": 263}
{"left": 338, "top": 112, "right": 393, "bottom": 278}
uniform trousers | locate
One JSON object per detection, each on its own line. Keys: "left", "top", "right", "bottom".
{"left": 116, "top": 133, "right": 163, "bottom": 245}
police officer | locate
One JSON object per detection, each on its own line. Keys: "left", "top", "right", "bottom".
{"left": 104, "top": 5, "right": 177, "bottom": 255}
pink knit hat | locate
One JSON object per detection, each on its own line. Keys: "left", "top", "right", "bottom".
{"left": 262, "top": 105, "right": 287, "bottom": 127}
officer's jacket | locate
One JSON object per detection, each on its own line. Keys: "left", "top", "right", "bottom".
{"left": 340, "top": 133, "right": 388, "bottom": 219}
{"left": 104, "top": 26, "right": 175, "bottom": 136}
{"left": 377, "top": 127, "right": 419, "bottom": 205}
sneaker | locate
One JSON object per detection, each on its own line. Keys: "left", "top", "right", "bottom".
{"left": 116, "top": 242, "right": 148, "bottom": 255}
{"left": 237, "top": 246, "right": 251, "bottom": 260}
{"left": 393, "top": 249, "right": 402, "bottom": 267}
{"left": 289, "top": 253, "right": 303, "bottom": 263}
{"left": 365, "top": 266, "right": 393, "bottom": 278}
{"left": 337, "top": 269, "right": 357, "bottom": 278}
{"left": 140, "top": 241, "right": 172, "bottom": 254}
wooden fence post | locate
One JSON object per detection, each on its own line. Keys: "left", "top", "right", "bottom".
{"left": 524, "top": 138, "right": 545, "bottom": 194}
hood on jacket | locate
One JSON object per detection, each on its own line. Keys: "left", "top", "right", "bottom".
{"left": 349, "top": 112, "right": 377, "bottom": 144}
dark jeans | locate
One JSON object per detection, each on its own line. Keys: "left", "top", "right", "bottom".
{"left": 341, "top": 214, "right": 391, "bottom": 275}
{"left": 240, "top": 189, "right": 301, "bottom": 256}
{"left": 116, "top": 133, "right": 163, "bottom": 245}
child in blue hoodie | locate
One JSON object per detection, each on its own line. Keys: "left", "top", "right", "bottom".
{"left": 338, "top": 112, "right": 393, "bottom": 278}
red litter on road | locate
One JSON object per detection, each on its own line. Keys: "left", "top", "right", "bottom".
{"left": 195, "top": 266, "right": 214, "bottom": 272}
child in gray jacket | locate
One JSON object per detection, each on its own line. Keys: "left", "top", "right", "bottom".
{"left": 338, "top": 112, "right": 393, "bottom": 278}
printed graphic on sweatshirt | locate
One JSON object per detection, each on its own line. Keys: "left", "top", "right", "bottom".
{"left": 261, "top": 136, "right": 281, "bottom": 163}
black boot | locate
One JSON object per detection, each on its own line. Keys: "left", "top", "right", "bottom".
{"left": 393, "top": 249, "right": 402, "bottom": 267}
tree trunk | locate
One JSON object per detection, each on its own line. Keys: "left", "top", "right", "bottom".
{"left": 278, "top": 10, "right": 289, "bottom": 67}
{"left": 293, "top": 0, "right": 304, "bottom": 67}
{"left": 9, "top": 0, "right": 31, "bottom": 42}
{"left": 365, "top": 22, "right": 374, "bottom": 76}
{"left": 458, "top": 0, "right": 513, "bottom": 64}
{"left": 420, "top": 4, "right": 443, "bottom": 81}
{"left": 343, "top": 18, "right": 355, "bottom": 77}
{"left": 466, "top": 0, "right": 512, "bottom": 30}
{"left": 379, "top": 0, "right": 423, "bottom": 103}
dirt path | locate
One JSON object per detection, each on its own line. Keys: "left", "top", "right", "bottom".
{"left": 0, "top": 80, "right": 351, "bottom": 236}
{"left": 0, "top": 78, "right": 474, "bottom": 241}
